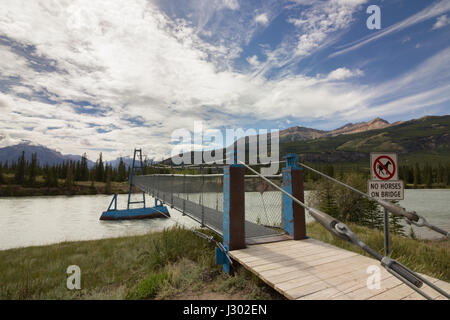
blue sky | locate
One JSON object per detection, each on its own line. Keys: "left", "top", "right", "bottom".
{"left": 0, "top": 0, "right": 449, "bottom": 160}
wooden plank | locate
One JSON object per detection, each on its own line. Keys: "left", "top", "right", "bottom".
{"left": 331, "top": 274, "right": 403, "bottom": 300}
{"left": 282, "top": 258, "right": 376, "bottom": 299}
{"left": 251, "top": 250, "right": 357, "bottom": 273}
{"left": 242, "top": 246, "right": 355, "bottom": 270}
{"left": 233, "top": 243, "right": 332, "bottom": 264}
{"left": 233, "top": 242, "right": 345, "bottom": 265}
{"left": 401, "top": 277, "right": 450, "bottom": 300}
{"left": 369, "top": 283, "right": 418, "bottom": 300}
{"left": 246, "top": 234, "right": 290, "bottom": 245}
{"left": 258, "top": 255, "right": 370, "bottom": 291}
{"left": 298, "top": 287, "right": 342, "bottom": 300}
{"left": 285, "top": 279, "right": 332, "bottom": 299}
{"left": 229, "top": 239, "right": 449, "bottom": 300}
{"left": 271, "top": 255, "right": 368, "bottom": 285}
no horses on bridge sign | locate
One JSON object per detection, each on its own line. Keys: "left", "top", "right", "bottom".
{"left": 370, "top": 153, "right": 398, "bottom": 181}
{"left": 368, "top": 153, "right": 403, "bottom": 200}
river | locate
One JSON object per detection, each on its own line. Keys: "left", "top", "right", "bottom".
{"left": 0, "top": 189, "right": 449, "bottom": 250}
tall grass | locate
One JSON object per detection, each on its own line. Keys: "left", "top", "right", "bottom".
{"left": 307, "top": 221, "right": 450, "bottom": 282}
{"left": 1, "top": 224, "right": 447, "bottom": 299}
{"left": 0, "top": 226, "right": 281, "bottom": 300}
{"left": 0, "top": 226, "right": 214, "bottom": 299}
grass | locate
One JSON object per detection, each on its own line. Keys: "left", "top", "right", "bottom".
{"left": 0, "top": 224, "right": 447, "bottom": 299}
{"left": 0, "top": 226, "right": 283, "bottom": 300}
{"left": 307, "top": 221, "right": 450, "bottom": 282}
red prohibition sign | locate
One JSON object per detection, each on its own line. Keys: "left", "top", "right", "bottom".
{"left": 373, "top": 155, "right": 396, "bottom": 180}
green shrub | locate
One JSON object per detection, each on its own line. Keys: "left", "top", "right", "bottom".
{"left": 126, "top": 271, "right": 169, "bottom": 300}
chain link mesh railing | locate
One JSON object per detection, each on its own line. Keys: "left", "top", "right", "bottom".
{"left": 134, "top": 174, "right": 283, "bottom": 239}
{"left": 244, "top": 175, "right": 284, "bottom": 238}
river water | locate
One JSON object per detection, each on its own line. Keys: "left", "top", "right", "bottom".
{"left": 0, "top": 189, "right": 449, "bottom": 250}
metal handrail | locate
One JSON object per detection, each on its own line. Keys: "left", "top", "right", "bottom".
{"left": 239, "top": 160, "right": 449, "bottom": 300}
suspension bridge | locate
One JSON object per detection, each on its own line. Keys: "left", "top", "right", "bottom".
{"left": 100, "top": 149, "right": 450, "bottom": 300}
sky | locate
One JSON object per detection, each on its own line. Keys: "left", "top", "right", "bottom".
{"left": 0, "top": 0, "right": 449, "bottom": 161}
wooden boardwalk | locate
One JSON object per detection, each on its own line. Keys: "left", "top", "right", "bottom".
{"left": 229, "top": 238, "right": 450, "bottom": 300}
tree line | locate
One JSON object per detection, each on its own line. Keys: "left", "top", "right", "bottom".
{"left": 302, "top": 162, "right": 450, "bottom": 187}
{"left": 0, "top": 152, "right": 129, "bottom": 189}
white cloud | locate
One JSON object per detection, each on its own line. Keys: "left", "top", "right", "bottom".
{"left": 253, "top": 0, "right": 367, "bottom": 77}
{"left": 222, "top": 0, "right": 239, "bottom": 11}
{"left": 432, "top": 14, "right": 450, "bottom": 29}
{"left": 255, "top": 13, "right": 269, "bottom": 25}
{"left": 327, "top": 67, "right": 364, "bottom": 80}
{"left": 246, "top": 55, "right": 260, "bottom": 67}
{"left": 0, "top": 0, "right": 448, "bottom": 161}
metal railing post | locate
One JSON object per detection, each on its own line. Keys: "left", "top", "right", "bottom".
{"left": 222, "top": 155, "right": 246, "bottom": 273}
{"left": 384, "top": 208, "right": 390, "bottom": 256}
{"left": 282, "top": 153, "right": 307, "bottom": 240}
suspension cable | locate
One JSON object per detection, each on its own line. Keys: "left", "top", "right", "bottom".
{"left": 147, "top": 158, "right": 449, "bottom": 238}
{"left": 239, "top": 160, "right": 449, "bottom": 300}
{"left": 299, "top": 161, "right": 449, "bottom": 239}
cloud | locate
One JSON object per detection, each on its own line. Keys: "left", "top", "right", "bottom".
{"left": 0, "top": 0, "right": 448, "bottom": 160}
{"left": 326, "top": 67, "right": 364, "bottom": 80}
{"left": 432, "top": 14, "right": 450, "bottom": 29}
{"left": 222, "top": 0, "right": 239, "bottom": 10}
{"left": 255, "top": 13, "right": 269, "bottom": 25}
{"left": 331, "top": 0, "right": 450, "bottom": 57}
{"left": 246, "top": 55, "right": 260, "bottom": 66}
{"left": 253, "top": 0, "right": 367, "bottom": 77}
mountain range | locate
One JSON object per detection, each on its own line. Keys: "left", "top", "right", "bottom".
{"left": 0, "top": 142, "right": 134, "bottom": 168}
{"left": 278, "top": 117, "right": 394, "bottom": 142}
{"left": 1, "top": 115, "right": 448, "bottom": 167}
{"left": 279, "top": 115, "right": 450, "bottom": 164}
{"left": 166, "top": 115, "right": 450, "bottom": 165}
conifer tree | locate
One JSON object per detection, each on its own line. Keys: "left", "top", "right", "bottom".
{"left": 65, "top": 163, "right": 74, "bottom": 190}
{"left": 95, "top": 153, "right": 104, "bottom": 182}
{"left": 105, "top": 165, "right": 112, "bottom": 194}
{"left": 14, "top": 151, "right": 26, "bottom": 185}
{"left": 118, "top": 157, "right": 126, "bottom": 182}
{"left": 28, "top": 153, "right": 37, "bottom": 185}
{"left": 80, "top": 153, "right": 89, "bottom": 181}
{"left": 0, "top": 161, "right": 4, "bottom": 184}
{"left": 413, "top": 163, "right": 421, "bottom": 187}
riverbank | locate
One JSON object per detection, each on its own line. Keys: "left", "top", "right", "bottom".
{"left": 0, "top": 180, "right": 130, "bottom": 197}
{"left": 1, "top": 182, "right": 447, "bottom": 198}
{"left": 0, "top": 223, "right": 448, "bottom": 299}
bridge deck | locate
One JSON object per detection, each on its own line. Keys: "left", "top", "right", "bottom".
{"left": 229, "top": 238, "right": 449, "bottom": 300}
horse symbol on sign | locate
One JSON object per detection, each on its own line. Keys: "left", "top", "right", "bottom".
{"left": 377, "top": 160, "right": 392, "bottom": 176}
{"left": 373, "top": 155, "right": 396, "bottom": 180}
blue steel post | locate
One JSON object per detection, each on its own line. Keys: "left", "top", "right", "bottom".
{"left": 221, "top": 151, "right": 246, "bottom": 273}
{"left": 282, "top": 153, "right": 307, "bottom": 240}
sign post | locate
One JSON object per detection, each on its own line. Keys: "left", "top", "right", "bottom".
{"left": 368, "top": 153, "right": 404, "bottom": 256}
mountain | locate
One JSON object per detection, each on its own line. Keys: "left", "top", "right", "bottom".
{"left": 280, "top": 115, "right": 450, "bottom": 163}
{"left": 279, "top": 126, "right": 326, "bottom": 142}
{"left": 105, "top": 157, "right": 134, "bottom": 168}
{"left": 165, "top": 115, "right": 450, "bottom": 165}
{"left": 327, "top": 117, "right": 393, "bottom": 136}
{"left": 0, "top": 142, "right": 95, "bottom": 167}
{"left": 278, "top": 117, "right": 393, "bottom": 142}
{"left": 0, "top": 142, "right": 151, "bottom": 168}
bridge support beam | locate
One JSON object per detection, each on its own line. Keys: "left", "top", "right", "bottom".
{"left": 282, "top": 154, "right": 307, "bottom": 240}
{"left": 222, "top": 164, "right": 246, "bottom": 273}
